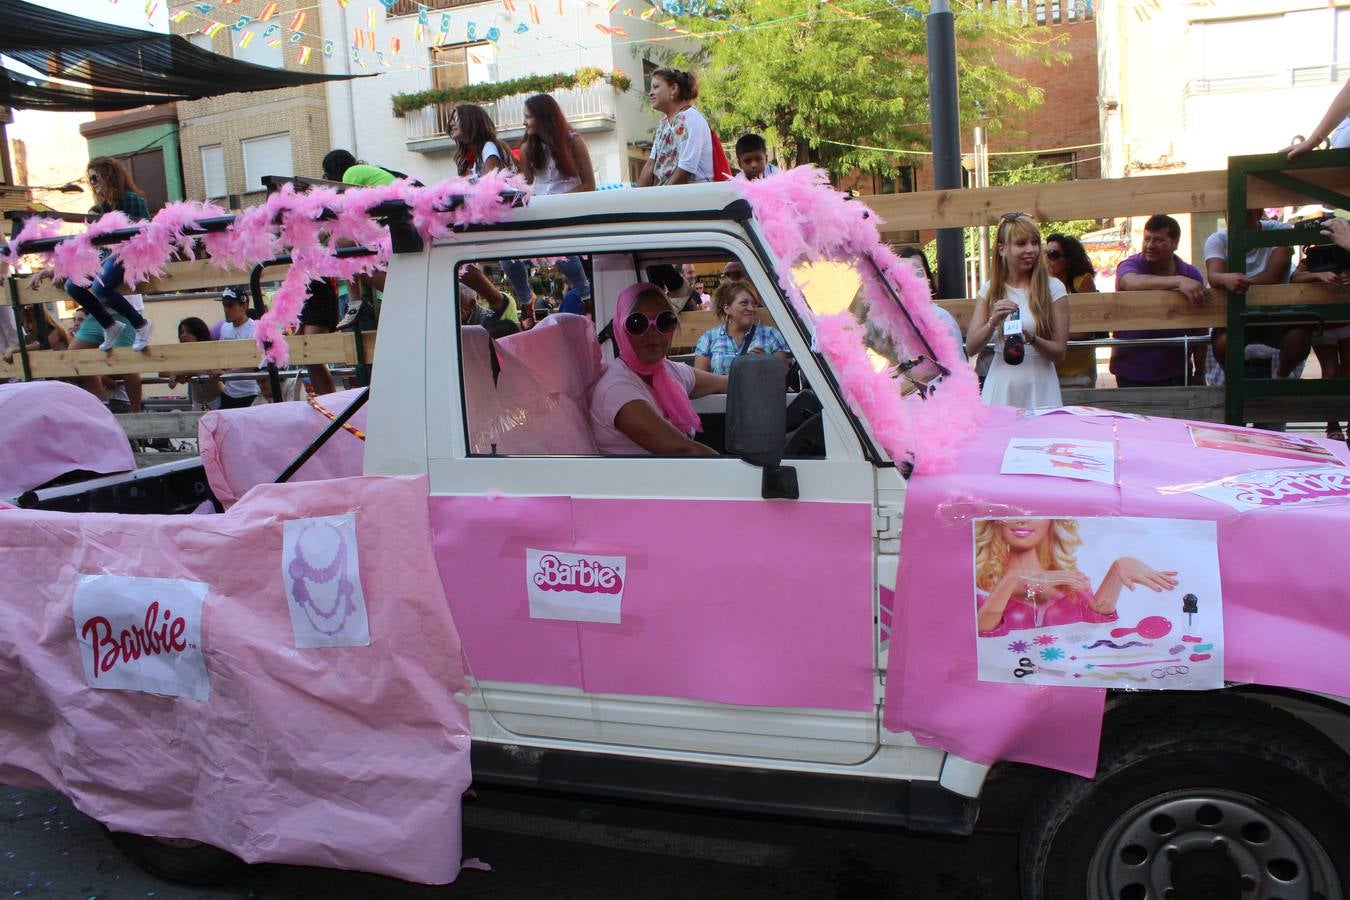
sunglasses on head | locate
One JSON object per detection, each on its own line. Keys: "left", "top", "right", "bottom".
{"left": 1045, "top": 248, "right": 1063, "bottom": 260}
{"left": 624, "top": 310, "right": 680, "bottom": 337}
{"left": 1000, "top": 211, "right": 1029, "bottom": 221}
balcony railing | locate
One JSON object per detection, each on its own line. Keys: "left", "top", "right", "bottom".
{"left": 404, "top": 84, "right": 617, "bottom": 151}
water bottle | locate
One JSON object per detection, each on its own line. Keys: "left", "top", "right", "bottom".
{"left": 1002, "top": 307, "right": 1025, "bottom": 366}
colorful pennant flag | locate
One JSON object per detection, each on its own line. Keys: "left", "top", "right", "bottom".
{"left": 352, "top": 28, "right": 365, "bottom": 49}
{"left": 170, "top": 9, "right": 190, "bottom": 23}
{"left": 608, "top": 0, "right": 620, "bottom": 11}
{"left": 367, "top": 7, "right": 378, "bottom": 28}
{"left": 336, "top": 0, "right": 348, "bottom": 7}
{"left": 485, "top": 26, "right": 500, "bottom": 43}
{"left": 556, "top": 0, "right": 563, "bottom": 13}
{"left": 466, "top": 20, "right": 477, "bottom": 39}
{"left": 258, "top": 2, "right": 278, "bottom": 20}
{"left": 468, "top": 52, "right": 483, "bottom": 65}
{"left": 324, "top": 39, "right": 334, "bottom": 57}
{"left": 413, "top": 22, "right": 425, "bottom": 40}
{"left": 528, "top": 2, "right": 541, "bottom": 24}
{"left": 440, "top": 12, "right": 451, "bottom": 32}
{"left": 514, "top": 21, "right": 529, "bottom": 32}
{"left": 379, "top": 0, "right": 395, "bottom": 9}
{"left": 263, "top": 22, "right": 278, "bottom": 36}
{"left": 502, "top": 0, "right": 516, "bottom": 10}
{"left": 390, "top": 36, "right": 401, "bottom": 53}
{"left": 299, "top": 45, "right": 312, "bottom": 64}
{"left": 640, "top": 7, "right": 655, "bottom": 19}
{"left": 289, "top": 10, "right": 305, "bottom": 30}
{"left": 231, "top": 15, "right": 250, "bottom": 30}
{"left": 288, "top": 30, "right": 303, "bottom": 43}
{"left": 376, "top": 50, "right": 390, "bottom": 67}
{"left": 203, "top": 21, "right": 225, "bottom": 36}
{"left": 195, "top": 3, "right": 213, "bottom": 12}
{"left": 238, "top": 30, "right": 255, "bottom": 48}
{"left": 417, "top": 4, "right": 429, "bottom": 24}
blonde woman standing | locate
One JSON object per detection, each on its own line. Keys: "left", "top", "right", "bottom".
{"left": 964, "top": 212, "right": 1070, "bottom": 408}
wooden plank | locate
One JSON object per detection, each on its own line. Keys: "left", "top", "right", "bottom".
{"left": 935, "top": 284, "right": 1350, "bottom": 332}
{"left": 115, "top": 410, "right": 207, "bottom": 440}
{"left": 865, "top": 167, "right": 1350, "bottom": 234}
{"left": 1061, "top": 386, "right": 1226, "bottom": 422}
{"left": 670, "top": 309, "right": 777, "bottom": 351}
{"left": 6, "top": 259, "right": 292, "bottom": 305}
{"left": 0, "top": 331, "right": 377, "bottom": 380}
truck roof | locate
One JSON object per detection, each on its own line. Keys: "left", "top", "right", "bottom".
{"left": 496, "top": 183, "right": 751, "bottom": 229}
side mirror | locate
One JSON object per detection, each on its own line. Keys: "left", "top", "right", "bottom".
{"left": 726, "top": 355, "right": 798, "bottom": 500}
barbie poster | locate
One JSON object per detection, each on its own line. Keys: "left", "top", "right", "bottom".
{"left": 973, "top": 517, "right": 1223, "bottom": 690}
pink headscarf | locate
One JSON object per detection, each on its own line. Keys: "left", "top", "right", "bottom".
{"left": 614, "top": 283, "right": 702, "bottom": 435}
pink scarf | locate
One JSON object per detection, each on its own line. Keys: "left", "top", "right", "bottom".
{"left": 614, "top": 283, "right": 702, "bottom": 435}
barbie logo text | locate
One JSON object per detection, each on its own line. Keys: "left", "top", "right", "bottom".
{"left": 532, "top": 554, "right": 624, "bottom": 594}
{"left": 72, "top": 574, "right": 210, "bottom": 700}
{"left": 525, "top": 549, "right": 628, "bottom": 624}
{"left": 1182, "top": 466, "right": 1350, "bottom": 512}
{"left": 80, "top": 601, "right": 187, "bottom": 679}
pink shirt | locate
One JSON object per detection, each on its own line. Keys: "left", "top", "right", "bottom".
{"left": 589, "top": 358, "right": 697, "bottom": 455}
{"left": 977, "top": 587, "right": 1119, "bottom": 637}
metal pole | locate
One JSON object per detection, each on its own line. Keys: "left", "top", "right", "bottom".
{"left": 927, "top": 0, "right": 965, "bottom": 300}
{"left": 973, "top": 126, "right": 990, "bottom": 291}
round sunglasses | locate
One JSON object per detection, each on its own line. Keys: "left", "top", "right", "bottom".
{"left": 624, "top": 310, "right": 680, "bottom": 337}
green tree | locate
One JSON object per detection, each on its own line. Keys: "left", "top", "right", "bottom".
{"left": 676, "top": 0, "right": 1067, "bottom": 178}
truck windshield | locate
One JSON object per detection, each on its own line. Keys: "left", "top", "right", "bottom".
{"left": 788, "top": 254, "right": 950, "bottom": 401}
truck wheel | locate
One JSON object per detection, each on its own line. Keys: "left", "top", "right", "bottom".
{"left": 1021, "top": 698, "right": 1350, "bottom": 900}
{"left": 104, "top": 830, "right": 245, "bottom": 885}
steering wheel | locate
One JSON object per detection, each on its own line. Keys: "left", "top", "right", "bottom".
{"left": 784, "top": 391, "right": 826, "bottom": 458}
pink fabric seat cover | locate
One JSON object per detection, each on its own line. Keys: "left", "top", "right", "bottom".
{"left": 467, "top": 313, "right": 602, "bottom": 455}
{"left": 198, "top": 388, "right": 367, "bottom": 508}
{"left": 0, "top": 381, "right": 134, "bottom": 496}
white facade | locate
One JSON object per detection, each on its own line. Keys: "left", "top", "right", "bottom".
{"left": 318, "top": 0, "right": 699, "bottom": 186}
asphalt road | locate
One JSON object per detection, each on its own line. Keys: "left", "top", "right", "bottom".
{"left": 0, "top": 772, "right": 1033, "bottom": 900}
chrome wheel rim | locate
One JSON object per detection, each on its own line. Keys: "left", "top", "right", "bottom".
{"left": 1087, "top": 788, "right": 1340, "bottom": 900}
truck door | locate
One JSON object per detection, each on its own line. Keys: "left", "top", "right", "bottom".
{"left": 419, "top": 231, "right": 881, "bottom": 765}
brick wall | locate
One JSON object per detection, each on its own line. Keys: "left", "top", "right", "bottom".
{"left": 173, "top": 0, "right": 332, "bottom": 205}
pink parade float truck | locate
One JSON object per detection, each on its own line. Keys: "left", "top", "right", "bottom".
{"left": 2, "top": 169, "right": 1349, "bottom": 900}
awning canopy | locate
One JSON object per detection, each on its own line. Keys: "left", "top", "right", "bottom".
{"left": 0, "top": 0, "right": 365, "bottom": 112}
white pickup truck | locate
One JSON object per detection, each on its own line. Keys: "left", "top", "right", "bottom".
{"left": 5, "top": 175, "right": 1349, "bottom": 900}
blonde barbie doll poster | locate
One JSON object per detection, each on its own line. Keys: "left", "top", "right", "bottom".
{"left": 973, "top": 516, "right": 1223, "bottom": 690}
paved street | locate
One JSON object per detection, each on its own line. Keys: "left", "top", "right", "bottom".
{"left": 1, "top": 773, "right": 1030, "bottom": 899}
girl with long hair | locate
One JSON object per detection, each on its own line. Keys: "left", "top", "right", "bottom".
{"left": 1045, "top": 232, "right": 1104, "bottom": 389}
{"left": 33, "top": 157, "right": 154, "bottom": 352}
{"left": 974, "top": 518, "right": 1179, "bottom": 636}
{"left": 964, "top": 213, "right": 1069, "bottom": 408}
{"left": 637, "top": 68, "right": 713, "bottom": 186}
{"left": 503, "top": 94, "right": 595, "bottom": 310}
{"left": 450, "top": 103, "right": 509, "bottom": 178}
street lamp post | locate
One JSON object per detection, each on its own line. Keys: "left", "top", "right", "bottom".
{"left": 926, "top": 0, "right": 965, "bottom": 300}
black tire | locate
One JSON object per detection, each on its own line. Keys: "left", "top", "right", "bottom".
{"left": 1021, "top": 696, "right": 1350, "bottom": 900}
{"left": 104, "top": 829, "right": 246, "bottom": 885}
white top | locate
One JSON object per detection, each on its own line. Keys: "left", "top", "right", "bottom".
{"left": 977, "top": 279, "right": 1067, "bottom": 410}
{"left": 1203, "top": 221, "right": 1293, "bottom": 282}
{"left": 532, "top": 134, "right": 583, "bottom": 196}
{"left": 589, "top": 358, "right": 697, "bottom": 455}
{"left": 1331, "top": 115, "right": 1350, "bottom": 148}
{"left": 650, "top": 107, "right": 713, "bottom": 184}
{"left": 218, "top": 318, "right": 261, "bottom": 399}
{"left": 472, "top": 141, "right": 504, "bottom": 178}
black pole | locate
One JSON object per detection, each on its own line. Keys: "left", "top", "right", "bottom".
{"left": 926, "top": 0, "right": 964, "bottom": 300}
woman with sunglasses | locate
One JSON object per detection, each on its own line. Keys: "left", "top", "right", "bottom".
{"left": 590, "top": 283, "right": 727, "bottom": 455}
{"left": 964, "top": 212, "right": 1069, "bottom": 408}
{"left": 1045, "top": 233, "right": 1103, "bottom": 389}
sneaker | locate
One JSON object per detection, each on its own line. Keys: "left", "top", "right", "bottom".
{"left": 97, "top": 320, "right": 125, "bottom": 351}
{"left": 132, "top": 319, "right": 154, "bottom": 351}
{"left": 335, "top": 307, "right": 361, "bottom": 331}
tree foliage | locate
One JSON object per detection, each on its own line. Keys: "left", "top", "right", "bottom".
{"left": 677, "top": 1, "right": 1067, "bottom": 178}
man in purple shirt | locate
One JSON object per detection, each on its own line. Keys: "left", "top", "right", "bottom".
{"left": 1109, "top": 214, "right": 1209, "bottom": 387}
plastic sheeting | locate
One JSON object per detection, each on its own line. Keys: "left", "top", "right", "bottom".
{"left": 0, "top": 381, "right": 134, "bottom": 498}
{"left": 0, "top": 475, "right": 472, "bottom": 884}
{"left": 199, "top": 389, "right": 367, "bottom": 509}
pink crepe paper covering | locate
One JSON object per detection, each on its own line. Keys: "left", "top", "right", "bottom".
{"left": 0, "top": 382, "right": 134, "bottom": 496}
{"left": 735, "top": 166, "right": 984, "bottom": 473}
{"left": 5, "top": 174, "right": 528, "bottom": 367}
{"left": 0, "top": 475, "right": 472, "bottom": 884}
{"left": 198, "top": 388, "right": 368, "bottom": 508}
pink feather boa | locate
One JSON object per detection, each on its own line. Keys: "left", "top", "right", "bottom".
{"left": 2, "top": 173, "right": 527, "bottom": 366}
{"left": 734, "top": 166, "right": 984, "bottom": 474}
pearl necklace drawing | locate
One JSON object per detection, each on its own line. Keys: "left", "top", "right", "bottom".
{"left": 288, "top": 523, "right": 358, "bottom": 636}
